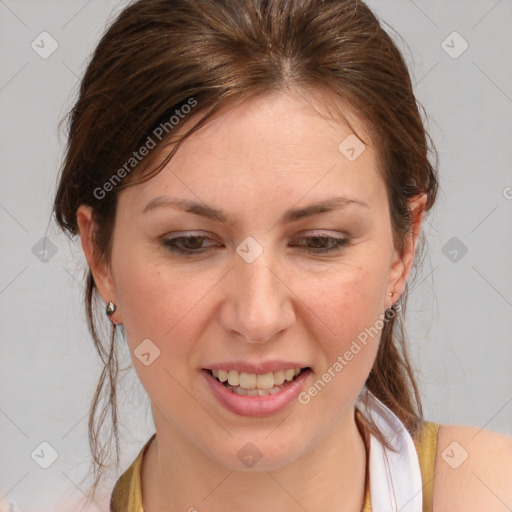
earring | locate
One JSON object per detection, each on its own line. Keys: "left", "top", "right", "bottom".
{"left": 388, "top": 291, "right": 400, "bottom": 311}
{"left": 106, "top": 301, "right": 116, "bottom": 317}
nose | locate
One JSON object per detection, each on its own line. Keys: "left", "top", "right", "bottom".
{"left": 220, "top": 247, "right": 295, "bottom": 344}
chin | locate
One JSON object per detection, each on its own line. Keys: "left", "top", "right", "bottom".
{"left": 207, "top": 437, "right": 306, "bottom": 472}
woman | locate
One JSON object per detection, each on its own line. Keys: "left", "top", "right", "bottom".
{"left": 52, "top": 0, "right": 512, "bottom": 510}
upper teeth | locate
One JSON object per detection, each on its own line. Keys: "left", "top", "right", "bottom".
{"left": 212, "top": 368, "right": 302, "bottom": 389}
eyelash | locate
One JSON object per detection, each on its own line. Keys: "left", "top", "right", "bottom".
{"left": 159, "top": 233, "right": 351, "bottom": 255}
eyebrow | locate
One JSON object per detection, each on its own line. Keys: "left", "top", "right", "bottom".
{"left": 141, "top": 195, "right": 370, "bottom": 225}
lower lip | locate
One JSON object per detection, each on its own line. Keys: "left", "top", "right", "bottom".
{"left": 201, "top": 368, "right": 312, "bottom": 417}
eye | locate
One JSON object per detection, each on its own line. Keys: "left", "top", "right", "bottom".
{"left": 159, "top": 234, "right": 221, "bottom": 254}
{"left": 290, "top": 234, "right": 350, "bottom": 253}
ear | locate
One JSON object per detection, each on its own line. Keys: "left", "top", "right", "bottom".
{"left": 386, "top": 193, "right": 428, "bottom": 309}
{"left": 76, "top": 204, "right": 123, "bottom": 325}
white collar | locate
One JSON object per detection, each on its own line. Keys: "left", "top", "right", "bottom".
{"left": 356, "top": 389, "right": 423, "bottom": 512}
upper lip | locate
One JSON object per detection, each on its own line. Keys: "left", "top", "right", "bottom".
{"left": 204, "top": 361, "right": 309, "bottom": 374}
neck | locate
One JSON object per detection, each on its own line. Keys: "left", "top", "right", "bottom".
{"left": 142, "top": 406, "right": 368, "bottom": 512}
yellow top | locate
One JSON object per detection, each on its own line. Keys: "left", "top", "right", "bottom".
{"left": 111, "top": 421, "right": 440, "bottom": 512}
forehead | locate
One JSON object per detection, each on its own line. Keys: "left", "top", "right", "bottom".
{"left": 176, "top": 89, "right": 373, "bottom": 163}
{"left": 120, "top": 89, "right": 384, "bottom": 212}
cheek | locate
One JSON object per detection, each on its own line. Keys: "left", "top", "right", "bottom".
{"left": 116, "top": 267, "right": 169, "bottom": 334}
{"left": 113, "top": 260, "right": 205, "bottom": 408}
{"left": 298, "top": 261, "right": 388, "bottom": 346}
{"left": 295, "top": 268, "right": 386, "bottom": 420}
{"left": 112, "top": 245, "right": 198, "bottom": 352}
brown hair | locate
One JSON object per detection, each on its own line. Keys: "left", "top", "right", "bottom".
{"left": 52, "top": 0, "right": 438, "bottom": 501}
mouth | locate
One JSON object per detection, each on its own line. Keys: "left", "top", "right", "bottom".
{"left": 205, "top": 367, "right": 311, "bottom": 397}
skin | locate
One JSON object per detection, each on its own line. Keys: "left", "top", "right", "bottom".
{"left": 77, "top": 89, "right": 511, "bottom": 511}
{"left": 434, "top": 426, "right": 512, "bottom": 510}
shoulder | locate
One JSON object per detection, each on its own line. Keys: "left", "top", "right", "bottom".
{"left": 432, "top": 423, "right": 512, "bottom": 511}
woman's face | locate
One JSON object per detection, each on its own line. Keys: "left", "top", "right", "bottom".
{"left": 78, "top": 89, "right": 422, "bottom": 470}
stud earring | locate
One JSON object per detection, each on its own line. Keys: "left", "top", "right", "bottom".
{"left": 388, "top": 291, "right": 400, "bottom": 311}
{"left": 106, "top": 301, "right": 116, "bottom": 317}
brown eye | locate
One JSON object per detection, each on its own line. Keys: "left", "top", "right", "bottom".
{"left": 160, "top": 235, "right": 219, "bottom": 254}
{"left": 291, "top": 235, "right": 350, "bottom": 253}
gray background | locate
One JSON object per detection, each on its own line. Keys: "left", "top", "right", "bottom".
{"left": 1, "top": 0, "right": 511, "bottom": 510}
